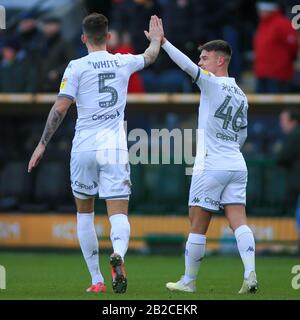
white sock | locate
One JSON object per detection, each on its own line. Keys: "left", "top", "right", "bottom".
{"left": 183, "top": 233, "right": 206, "bottom": 283}
{"left": 109, "top": 214, "right": 130, "bottom": 261}
{"left": 234, "top": 225, "right": 256, "bottom": 279}
{"left": 77, "top": 212, "right": 104, "bottom": 285}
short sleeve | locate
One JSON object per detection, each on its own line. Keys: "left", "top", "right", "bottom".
{"left": 120, "top": 54, "right": 145, "bottom": 74}
{"left": 194, "top": 68, "right": 218, "bottom": 92}
{"left": 58, "top": 61, "right": 78, "bottom": 100}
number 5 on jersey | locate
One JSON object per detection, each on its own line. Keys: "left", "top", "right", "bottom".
{"left": 98, "top": 73, "right": 118, "bottom": 108}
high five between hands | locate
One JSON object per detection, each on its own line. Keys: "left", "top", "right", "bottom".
{"left": 144, "top": 15, "right": 166, "bottom": 45}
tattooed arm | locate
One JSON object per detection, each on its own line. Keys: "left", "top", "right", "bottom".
{"left": 40, "top": 99, "right": 69, "bottom": 146}
{"left": 28, "top": 96, "right": 72, "bottom": 172}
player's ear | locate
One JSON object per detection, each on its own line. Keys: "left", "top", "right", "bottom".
{"left": 81, "top": 34, "right": 87, "bottom": 44}
{"left": 217, "top": 55, "right": 225, "bottom": 67}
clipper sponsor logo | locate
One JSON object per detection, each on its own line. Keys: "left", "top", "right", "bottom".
{"left": 72, "top": 180, "right": 98, "bottom": 190}
{"left": 204, "top": 197, "right": 220, "bottom": 207}
{"left": 92, "top": 110, "right": 120, "bottom": 121}
{"left": 216, "top": 132, "right": 238, "bottom": 142}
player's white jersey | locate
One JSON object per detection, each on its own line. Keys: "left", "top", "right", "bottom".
{"left": 161, "top": 41, "right": 248, "bottom": 172}
{"left": 194, "top": 69, "right": 248, "bottom": 171}
{"left": 58, "top": 51, "right": 144, "bottom": 152}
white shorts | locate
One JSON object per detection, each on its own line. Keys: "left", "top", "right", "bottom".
{"left": 70, "top": 149, "right": 131, "bottom": 200}
{"left": 188, "top": 170, "right": 247, "bottom": 212}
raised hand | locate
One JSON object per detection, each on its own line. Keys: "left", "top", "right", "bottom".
{"left": 144, "top": 15, "right": 164, "bottom": 42}
{"left": 156, "top": 16, "right": 166, "bottom": 44}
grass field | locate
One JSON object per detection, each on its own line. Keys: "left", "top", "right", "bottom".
{"left": 0, "top": 252, "right": 299, "bottom": 300}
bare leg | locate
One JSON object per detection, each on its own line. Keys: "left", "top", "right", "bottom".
{"left": 224, "top": 204, "right": 247, "bottom": 231}
{"left": 189, "top": 206, "right": 212, "bottom": 234}
{"left": 75, "top": 197, "right": 94, "bottom": 213}
{"left": 106, "top": 199, "right": 128, "bottom": 217}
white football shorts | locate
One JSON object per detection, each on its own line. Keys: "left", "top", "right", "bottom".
{"left": 188, "top": 170, "right": 247, "bottom": 212}
{"left": 70, "top": 149, "right": 131, "bottom": 200}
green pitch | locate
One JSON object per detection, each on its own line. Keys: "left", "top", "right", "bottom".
{"left": 0, "top": 252, "right": 299, "bottom": 300}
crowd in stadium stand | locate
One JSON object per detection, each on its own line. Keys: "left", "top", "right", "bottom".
{"left": 0, "top": 0, "right": 299, "bottom": 93}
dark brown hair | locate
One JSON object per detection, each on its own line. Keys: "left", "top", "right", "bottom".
{"left": 82, "top": 13, "right": 108, "bottom": 45}
{"left": 198, "top": 40, "right": 232, "bottom": 62}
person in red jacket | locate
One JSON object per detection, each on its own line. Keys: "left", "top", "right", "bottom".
{"left": 108, "top": 30, "right": 145, "bottom": 93}
{"left": 254, "top": 1, "right": 299, "bottom": 93}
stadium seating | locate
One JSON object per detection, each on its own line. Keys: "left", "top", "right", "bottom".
{"left": 20, "top": 161, "right": 70, "bottom": 212}
{"left": 0, "top": 161, "right": 32, "bottom": 211}
{"left": 140, "top": 163, "right": 187, "bottom": 213}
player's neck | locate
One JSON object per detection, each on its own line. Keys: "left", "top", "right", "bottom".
{"left": 214, "top": 68, "right": 229, "bottom": 77}
{"left": 87, "top": 43, "right": 107, "bottom": 53}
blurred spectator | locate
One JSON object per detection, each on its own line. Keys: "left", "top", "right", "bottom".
{"left": 110, "top": 0, "right": 192, "bottom": 92}
{"left": 39, "top": 17, "right": 74, "bottom": 92}
{"left": 221, "top": 0, "right": 257, "bottom": 80}
{"left": 156, "top": 0, "right": 199, "bottom": 73}
{"left": 110, "top": 0, "right": 162, "bottom": 54}
{"left": 108, "top": 30, "right": 144, "bottom": 93}
{"left": 15, "top": 11, "right": 45, "bottom": 92}
{"left": 254, "top": 1, "right": 299, "bottom": 93}
{"left": 0, "top": 37, "right": 36, "bottom": 92}
{"left": 160, "top": 0, "right": 194, "bottom": 51}
{"left": 84, "top": 0, "right": 111, "bottom": 18}
{"left": 17, "top": 12, "right": 44, "bottom": 62}
{"left": 277, "top": 108, "right": 300, "bottom": 253}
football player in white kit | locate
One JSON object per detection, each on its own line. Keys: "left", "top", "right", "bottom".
{"left": 148, "top": 16, "right": 257, "bottom": 294}
{"left": 28, "top": 13, "right": 163, "bottom": 294}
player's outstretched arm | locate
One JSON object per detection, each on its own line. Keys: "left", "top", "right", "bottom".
{"left": 28, "top": 96, "right": 72, "bottom": 173}
{"left": 143, "top": 15, "right": 163, "bottom": 67}
{"left": 155, "top": 17, "right": 198, "bottom": 80}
